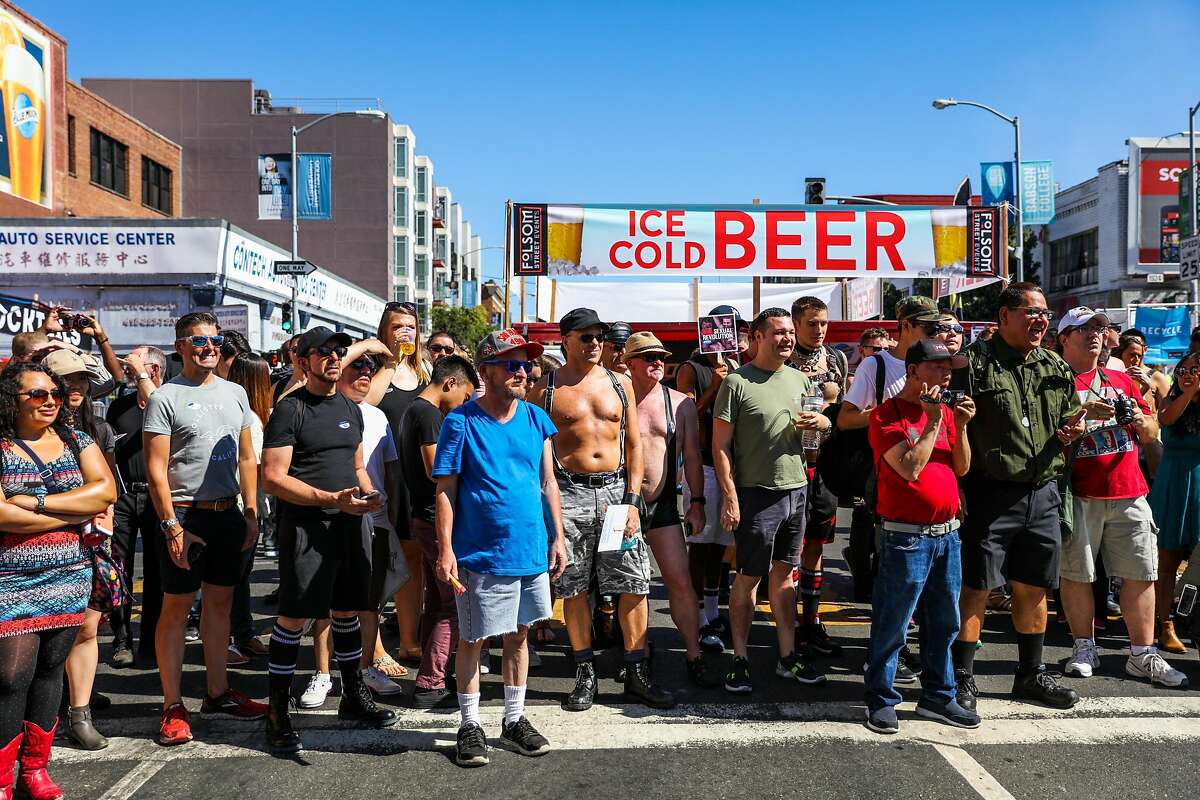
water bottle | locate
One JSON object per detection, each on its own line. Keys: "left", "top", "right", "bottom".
{"left": 799, "top": 385, "right": 825, "bottom": 464}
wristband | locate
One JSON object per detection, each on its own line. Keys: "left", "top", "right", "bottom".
{"left": 36, "top": 494, "right": 45, "bottom": 513}
{"left": 622, "top": 492, "right": 647, "bottom": 517}
{"left": 95, "top": 336, "right": 108, "bottom": 345}
{"left": 689, "top": 496, "right": 706, "bottom": 506}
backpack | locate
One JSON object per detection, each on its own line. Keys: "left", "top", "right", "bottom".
{"left": 815, "top": 354, "right": 887, "bottom": 499}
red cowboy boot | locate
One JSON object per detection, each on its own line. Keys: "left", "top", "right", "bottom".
{"left": 16, "top": 721, "right": 62, "bottom": 800}
{"left": 0, "top": 732, "right": 21, "bottom": 800}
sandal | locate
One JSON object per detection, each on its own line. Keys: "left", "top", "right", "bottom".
{"left": 373, "top": 654, "right": 408, "bottom": 678}
{"left": 986, "top": 589, "right": 1012, "bottom": 612}
{"left": 533, "top": 626, "right": 558, "bottom": 646}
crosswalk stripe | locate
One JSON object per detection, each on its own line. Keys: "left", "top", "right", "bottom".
{"left": 932, "top": 744, "right": 1017, "bottom": 800}
{"left": 98, "top": 759, "right": 166, "bottom": 800}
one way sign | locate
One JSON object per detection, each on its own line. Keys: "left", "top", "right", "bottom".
{"left": 273, "top": 260, "right": 317, "bottom": 276}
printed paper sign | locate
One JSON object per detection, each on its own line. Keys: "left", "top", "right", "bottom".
{"left": 697, "top": 313, "right": 738, "bottom": 354}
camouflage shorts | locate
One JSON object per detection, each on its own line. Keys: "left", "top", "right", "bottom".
{"left": 554, "top": 476, "right": 651, "bottom": 598}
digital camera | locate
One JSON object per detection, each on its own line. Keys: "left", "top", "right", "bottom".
{"left": 1112, "top": 395, "right": 1136, "bottom": 427}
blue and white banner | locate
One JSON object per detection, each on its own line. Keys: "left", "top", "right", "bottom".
{"left": 296, "top": 153, "right": 332, "bottom": 220}
{"left": 1134, "top": 305, "right": 1190, "bottom": 363}
{"left": 1020, "top": 160, "right": 1055, "bottom": 225}
{"left": 257, "top": 153, "right": 332, "bottom": 220}
{"left": 980, "top": 162, "right": 1015, "bottom": 207}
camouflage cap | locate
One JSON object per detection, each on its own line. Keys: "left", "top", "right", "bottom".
{"left": 895, "top": 295, "right": 939, "bottom": 322}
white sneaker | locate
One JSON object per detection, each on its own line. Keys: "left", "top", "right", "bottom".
{"left": 480, "top": 650, "right": 491, "bottom": 675}
{"left": 1126, "top": 650, "right": 1189, "bottom": 688}
{"left": 526, "top": 640, "right": 542, "bottom": 668}
{"left": 1065, "top": 639, "right": 1100, "bottom": 678}
{"left": 361, "top": 666, "right": 404, "bottom": 696}
{"left": 299, "top": 672, "right": 333, "bottom": 708}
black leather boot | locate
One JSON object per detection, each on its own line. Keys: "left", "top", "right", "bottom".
{"left": 65, "top": 706, "right": 108, "bottom": 751}
{"left": 266, "top": 685, "right": 302, "bottom": 755}
{"left": 337, "top": 671, "right": 397, "bottom": 727}
{"left": 624, "top": 659, "right": 675, "bottom": 709}
{"left": 561, "top": 661, "right": 596, "bottom": 712}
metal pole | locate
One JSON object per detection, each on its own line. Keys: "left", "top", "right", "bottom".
{"left": 290, "top": 126, "right": 300, "bottom": 333}
{"left": 1013, "top": 116, "right": 1023, "bottom": 284}
{"left": 1190, "top": 104, "right": 1198, "bottom": 328}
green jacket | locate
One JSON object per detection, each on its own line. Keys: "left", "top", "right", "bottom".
{"left": 952, "top": 335, "right": 1081, "bottom": 487}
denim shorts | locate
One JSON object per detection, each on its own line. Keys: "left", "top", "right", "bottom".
{"left": 455, "top": 569, "right": 552, "bottom": 643}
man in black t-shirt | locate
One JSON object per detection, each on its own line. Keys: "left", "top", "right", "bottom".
{"left": 106, "top": 345, "right": 168, "bottom": 667}
{"left": 400, "top": 355, "right": 478, "bottom": 708}
{"left": 260, "top": 327, "right": 396, "bottom": 755}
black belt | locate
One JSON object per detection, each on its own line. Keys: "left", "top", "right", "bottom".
{"left": 557, "top": 469, "right": 622, "bottom": 488}
{"left": 127, "top": 482, "right": 149, "bottom": 493}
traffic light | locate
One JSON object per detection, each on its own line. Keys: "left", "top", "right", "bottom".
{"left": 281, "top": 302, "right": 293, "bottom": 332}
{"left": 805, "top": 177, "right": 826, "bottom": 205}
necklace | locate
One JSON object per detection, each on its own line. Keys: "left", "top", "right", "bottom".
{"left": 793, "top": 344, "right": 822, "bottom": 374}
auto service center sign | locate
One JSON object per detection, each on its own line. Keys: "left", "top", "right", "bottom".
{"left": 512, "top": 203, "right": 1004, "bottom": 280}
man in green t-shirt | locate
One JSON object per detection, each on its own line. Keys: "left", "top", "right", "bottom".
{"left": 713, "top": 308, "right": 831, "bottom": 694}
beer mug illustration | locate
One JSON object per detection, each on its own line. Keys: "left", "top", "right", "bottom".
{"left": 2, "top": 44, "right": 44, "bottom": 203}
{"left": 930, "top": 208, "right": 967, "bottom": 272}
{"left": 547, "top": 205, "right": 584, "bottom": 268}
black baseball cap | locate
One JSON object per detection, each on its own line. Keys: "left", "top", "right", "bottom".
{"left": 296, "top": 325, "right": 353, "bottom": 357}
{"left": 708, "top": 304, "right": 748, "bottom": 328}
{"left": 905, "top": 339, "right": 967, "bottom": 369}
{"left": 559, "top": 307, "right": 609, "bottom": 336}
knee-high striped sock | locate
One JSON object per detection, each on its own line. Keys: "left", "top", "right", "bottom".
{"left": 800, "top": 568, "right": 823, "bottom": 626}
{"left": 330, "top": 616, "right": 364, "bottom": 686}
{"left": 268, "top": 623, "right": 302, "bottom": 694}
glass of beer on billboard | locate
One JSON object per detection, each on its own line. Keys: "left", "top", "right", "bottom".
{"left": 930, "top": 208, "right": 967, "bottom": 272}
{"left": 1, "top": 44, "right": 45, "bottom": 203}
{"left": 547, "top": 205, "right": 584, "bottom": 268}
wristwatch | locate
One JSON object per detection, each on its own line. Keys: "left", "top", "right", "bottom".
{"left": 159, "top": 517, "right": 180, "bottom": 534}
{"left": 689, "top": 496, "right": 706, "bottom": 506}
{"left": 136, "top": 372, "right": 150, "bottom": 382}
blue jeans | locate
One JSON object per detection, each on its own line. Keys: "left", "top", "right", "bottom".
{"left": 864, "top": 528, "right": 961, "bottom": 710}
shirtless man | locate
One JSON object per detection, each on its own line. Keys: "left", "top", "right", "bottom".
{"left": 625, "top": 332, "right": 722, "bottom": 688}
{"left": 528, "top": 308, "right": 673, "bottom": 711}
{"left": 788, "top": 296, "right": 846, "bottom": 658}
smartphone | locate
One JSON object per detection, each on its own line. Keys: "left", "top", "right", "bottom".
{"left": 355, "top": 490, "right": 381, "bottom": 502}
{"left": 1178, "top": 584, "right": 1198, "bottom": 618}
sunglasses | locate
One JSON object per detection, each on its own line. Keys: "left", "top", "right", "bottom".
{"left": 314, "top": 344, "right": 348, "bottom": 358}
{"left": 183, "top": 335, "right": 225, "bottom": 348}
{"left": 923, "top": 322, "right": 964, "bottom": 335}
{"left": 347, "top": 358, "right": 377, "bottom": 373}
{"left": 631, "top": 354, "right": 665, "bottom": 365}
{"left": 576, "top": 333, "right": 603, "bottom": 344}
{"left": 15, "top": 389, "right": 63, "bottom": 402}
{"left": 428, "top": 344, "right": 454, "bottom": 354}
{"left": 483, "top": 359, "right": 536, "bottom": 374}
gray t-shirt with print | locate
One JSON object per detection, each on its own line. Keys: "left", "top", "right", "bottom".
{"left": 142, "top": 374, "right": 253, "bottom": 502}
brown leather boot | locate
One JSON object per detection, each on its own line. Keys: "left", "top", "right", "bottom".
{"left": 1159, "top": 620, "right": 1188, "bottom": 654}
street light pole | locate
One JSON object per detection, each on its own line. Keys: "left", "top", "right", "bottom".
{"left": 932, "top": 98, "right": 1024, "bottom": 282}
{"left": 1189, "top": 100, "right": 1199, "bottom": 321}
{"left": 288, "top": 108, "right": 386, "bottom": 333}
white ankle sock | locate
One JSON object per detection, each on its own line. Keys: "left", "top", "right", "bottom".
{"left": 503, "top": 684, "right": 526, "bottom": 726}
{"left": 1131, "top": 644, "right": 1155, "bottom": 657}
{"left": 703, "top": 593, "right": 719, "bottom": 622}
{"left": 458, "top": 692, "right": 480, "bottom": 728}
{"left": 1074, "top": 638, "right": 1095, "bottom": 648}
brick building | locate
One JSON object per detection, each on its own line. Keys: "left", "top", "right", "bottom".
{"left": 0, "top": 1, "right": 180, "bottom": 219}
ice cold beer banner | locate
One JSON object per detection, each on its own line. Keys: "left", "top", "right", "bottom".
{"left": 512, "top": 203, "right": 1005, "bottom": 280}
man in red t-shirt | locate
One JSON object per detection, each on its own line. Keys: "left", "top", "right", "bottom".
{"left": 1055, "top": 307, "right": 1186, "bottom": 688}
{"left": 863, "top": 340, "right": 977, "bottom": 735}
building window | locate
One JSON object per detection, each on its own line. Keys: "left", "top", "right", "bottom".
{"left": 394, "top": 187, "right": 407, "bottom": 227}
{"left": 415, "top": 256, "right": 428, "bottom": 290}
{"left": 90, "top": 128, "right": 128, "bottom": 196}
{"left": 393, "top": 236, "right": 407, "bottom": 276}
{"left": 394, "top": 137, "right": 407, "bottom": 178}
{"left": 415, "top": 211, "right": 427, "bottom": 246}
{"left": 141, "top": 156, "right": 172, "bottom": 214}
{"left": 415, "top": 166, "right": 427, "bottom": 203}
{"left": 67, "top": 116, "right": 76, "bottom": 176}
{"left": 416, "top": 298, "right": 428, "bottom": 324}
{"left": 392, "top": 285, "right": 409, "bottom": 302}
{"left": 436, "top": 234, "right": 447, "bottom": 261}
{"left": 1048, "top": 228, "right": 1099, "bottom": 292}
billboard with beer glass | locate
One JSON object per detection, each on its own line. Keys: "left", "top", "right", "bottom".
{"left": 512, "top": 203, "right": 1005, "bottom": 280}
{"left": 0, "top": 9, "right": 50, "bottom": 208}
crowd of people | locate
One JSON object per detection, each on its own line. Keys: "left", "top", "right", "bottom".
{"left": 0, "top": 282, "right": 1197, "bottom": 793}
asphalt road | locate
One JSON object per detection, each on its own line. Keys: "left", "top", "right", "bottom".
{"left": 50, "top": 511, "right": 1200, "bottom": 799}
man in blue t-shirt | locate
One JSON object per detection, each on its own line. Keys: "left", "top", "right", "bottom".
{"left": 433, "top": 329, "right": 567, "bottom": 768}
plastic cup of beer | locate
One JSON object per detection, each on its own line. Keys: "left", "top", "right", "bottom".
{"left": 930, "top": 208, "right": 967, "bottom": 271}
{"left": 547, "top": 205, "right": 584, "bottom": 267}
{"left": 2, "top": 44, "right": 44, "bottom": 203}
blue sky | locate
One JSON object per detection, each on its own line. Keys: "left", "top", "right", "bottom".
{"left": 28, "top": 0, "right": 1199, "bottom": 284}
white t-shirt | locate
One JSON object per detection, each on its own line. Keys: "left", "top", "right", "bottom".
{"left": 360, "top": 401, "right": 398, "bottom": 533}
{"left": 845, "top": 351, "right": 906, "bottom": 411}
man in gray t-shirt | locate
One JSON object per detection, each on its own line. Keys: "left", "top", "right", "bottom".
{"left": 144, "top": 312, "right": 266, "bottom": 746}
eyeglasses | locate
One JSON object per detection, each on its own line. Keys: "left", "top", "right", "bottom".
{"left": 183, "top": 335, "right": 225, "bottom": 348}
{"left": 482, "top": 359, "right": 536, "bottom": 374}
{"left": 347, "top": 358, "right": 377, "bottom": 373}
{"left": 428, "top": 344, "right": 454, "bottom": 354}
{"left": 1073, "top": 324, "right": 1108, "bottom": 335}
{"left": 1010, "top": 307, "right": 1054, "bottom": 320}
{"left": 1106, "top": 324, "right": 1122, "bottom": 332}
{"left": 576, "top": 333, "right": 603, "bottom": 344}
{"left": 14, "top": 389, "right": 63, "bottom": 402}
{"left": 315, "top": 344, "right": 348, "bottom": 358}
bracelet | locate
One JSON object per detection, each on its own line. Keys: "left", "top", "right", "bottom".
{"left": 95, "top": 336, "right": 108, "bottom": 345}
{"left": 36, "top": 494, "right": 45, "bottom": 513}
{"left": 689, "top": 497, "right": 706, "bottom": 506}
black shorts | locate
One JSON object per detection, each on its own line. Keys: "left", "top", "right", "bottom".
{"left": 804, "top": 469, "right": 838, "bottom": 545}
{"left": 277, "top": 506, "right": 373, "bottom": 619}
{"left": 159, "top": 506, "right": 251, "bottom": 595}
{"left": 644, "top": 490, "right": 681, "bottom": 531}
{"left": 961, "top": 479, "right": 1062, "bottom": 591}
{"left": 734, "top": 485, "right": 807, "bottom": 577}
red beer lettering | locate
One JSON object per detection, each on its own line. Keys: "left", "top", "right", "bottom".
{"left": 815, "top": 211, "right": 855, "bottom": 270}
{"left": 765, "top": 210, "right": 806, "bottom": 270}
{"left": 714, "top": 210, "right": 755, "bottom": 269}
{"left": 865, "top": 211, "right": 906, "bottom": 271}
{"left": 610, "top": 241, "right": 633, "bottom": 268}
{"left": 665, "top": 210, "right": 684, "bottom": 236}
{"left": 638, "top": 209, "right": 664, "bottom": 237}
